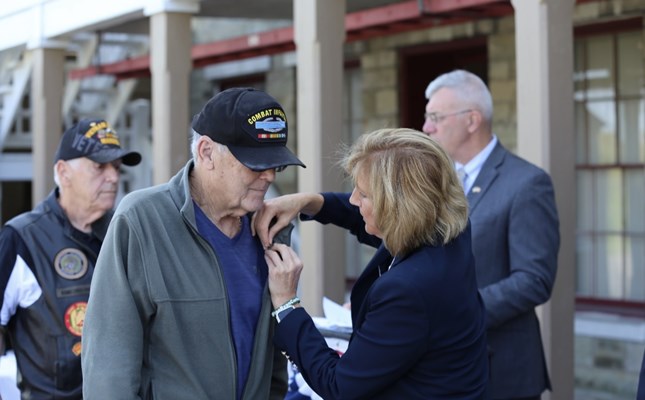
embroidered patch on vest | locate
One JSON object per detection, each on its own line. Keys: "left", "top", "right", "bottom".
{"left": 54, "top": 248, "right": 88, "bottom": 280}
{"left": 71, "top": 341, "right": 82, "bottom": 356}
{"left": 64, "top": 301, "right": 87, "bottom": 337}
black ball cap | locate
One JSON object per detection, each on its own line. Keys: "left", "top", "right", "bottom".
{"left": 191, "top": 87, "right": 305, "bottom": 171}
{"left": 54, "top": 119, "right": 141, "bottom": 166}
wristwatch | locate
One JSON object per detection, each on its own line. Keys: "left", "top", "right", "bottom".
{"left": 275, "top": 306, "right": 296, "bottom": 323}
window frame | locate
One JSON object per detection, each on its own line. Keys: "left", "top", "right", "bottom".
{"left": 574, "top": 18, "right": 645, "bottom": 316}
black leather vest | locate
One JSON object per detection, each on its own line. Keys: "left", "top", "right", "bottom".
{"left": 6, "top": 190, "right": 109, "bottom": 400}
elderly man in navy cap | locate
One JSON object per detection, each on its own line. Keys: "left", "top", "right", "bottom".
{"left": 0, "top": 119, "right": 141, "bottom": 400}
{"left": 82, "top": 88, "right": 305, "bottom": 400}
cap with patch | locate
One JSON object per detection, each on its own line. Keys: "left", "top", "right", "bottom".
{"left": 55, "top": 119, "right": 141, "bottom": 166}
{"left": 191, "top": 87, "right": 305, "bottom": 171}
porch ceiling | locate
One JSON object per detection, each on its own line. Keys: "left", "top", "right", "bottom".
{"left": 197, "top": 0, "right": 399, "bottom": 20}
{"left": 71, "top": 0, "right": 515, "bottom": 80}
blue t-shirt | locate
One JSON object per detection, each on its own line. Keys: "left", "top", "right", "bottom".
{"left": 194, "top": 203, "right": 267, "bottom": 399}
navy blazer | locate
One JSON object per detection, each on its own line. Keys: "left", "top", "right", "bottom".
{"left": 467, "top": 142, "right": 559, "bottom": 398}
{"left": 275, "top": 192, "right": 489, "bottom": 399}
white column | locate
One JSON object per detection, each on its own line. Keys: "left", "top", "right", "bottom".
{"left": 295, "top": 0, "right": 346, "bottom": 315}
{"left": 127, "top": 99, "right": 153, "bottom": 191}
{"left": 146, "top": 2, "right": 197, "bottom": 184}
{"left": 511, "top": 1, "right": 576, "bottom": 399}
{"left": 30, "top": 46, "right": 66, "bottom": 205}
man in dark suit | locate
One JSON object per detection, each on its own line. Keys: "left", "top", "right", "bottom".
{"left": 423, "top": 69, "right": 560, "bottom": 400}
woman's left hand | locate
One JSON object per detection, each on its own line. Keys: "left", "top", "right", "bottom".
{"left": 264, "top": 243, "right": 304, "bottom": 308}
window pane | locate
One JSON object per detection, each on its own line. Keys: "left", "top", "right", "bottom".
{"left": 625, "top": 236, "right": 645, "bottom": 301}
{"left": 594, "top": 169, "right": 623, "bottom": 231}
{"left": 574, "top": 30, "right": 645, "bottom": 306}
{"left": 574, "top": 40, "right": 586, "bottom": 100}
{"left": 586, "top": 35, "right": 614, "bottom": 100}
{"left": 595, "top": 234, "right": 624, "bottom": 299}
{"left": 625, "top": 169, "right": 645, "bottom": 232}
{"left": 576, "top": 102, "right": 587, "bottom": 163}
{"left": 618, "top": 99, "right": 645, "bottom": 163}
{"left": 617, "top": 32, "right": 644, "bottom": 97}
{"left": 576, "top": 234, "right": 594, "bottom": 296}
{"left": 587, "top": 100, "right": 616, "bottom": 163}
{"left": 577, "top": 170, "right": 593, "bottom": 232}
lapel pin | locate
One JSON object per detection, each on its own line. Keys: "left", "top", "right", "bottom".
{"left": 472, "top": 186, "right": 481, "bottom": 193}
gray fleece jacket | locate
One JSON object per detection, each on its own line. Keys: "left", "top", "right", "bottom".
{"left": 81, "top": 160, "right": 287, "bottom": 400}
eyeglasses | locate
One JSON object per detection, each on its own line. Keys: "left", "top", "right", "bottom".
{"left": 251, "top": 166, "right": 287, "bottom": 173}
{"left": 424, "top": 109, "right": 472, "bottom": 124}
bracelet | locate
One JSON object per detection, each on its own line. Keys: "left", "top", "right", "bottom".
{"left": 271, "top": 297, "right": 301, "bottom": 317}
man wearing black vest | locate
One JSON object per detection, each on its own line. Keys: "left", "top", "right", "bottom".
{"left": 0, "top": 119, "right": 140, "bottom": 400}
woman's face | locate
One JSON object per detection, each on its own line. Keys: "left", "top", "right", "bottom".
{"left": 349, "top": 171, "right": 382, "bottom": 238}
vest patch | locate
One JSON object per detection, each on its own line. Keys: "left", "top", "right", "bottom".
{"left": 72, "top": 341, "right": 82, "bottom": 356}
{"left": 64, "top": 301, "right": 87, "bottom": 337}
{"left": 54, "top": 248, "right": 88, "bottom": 280}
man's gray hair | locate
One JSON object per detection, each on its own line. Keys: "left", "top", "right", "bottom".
{"left": 190, "top": 129, "right": 228, "bottom": 161}
{"left": 53, "top": 158, "right": 82, "bottom": 192}
{"left": 425, "top": 69, "right": 493, "bottom": 123}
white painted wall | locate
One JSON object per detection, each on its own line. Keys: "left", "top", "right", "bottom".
{"left": 0, "top": 0, "right": 199, "bottom": 52}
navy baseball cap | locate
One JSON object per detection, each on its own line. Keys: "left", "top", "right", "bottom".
{"left": 191, "top": 87, "right": 305, "bottom": 171}
{"left": 54, "top": 119, "right": 141, "bottom": 166}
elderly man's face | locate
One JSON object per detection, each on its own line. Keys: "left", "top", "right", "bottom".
{"left": 422, "top": 87, "right": 472, "bottom": 160}
{"left": 64, "top": 158, "right": 121, "bottom": 215}
{"left": 214, "top": 150, "right": 277, "bottom": 213}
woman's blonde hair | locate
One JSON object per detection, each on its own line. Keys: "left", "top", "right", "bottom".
{"left": 342, "top": 128, "right": 468, "bottom": 256}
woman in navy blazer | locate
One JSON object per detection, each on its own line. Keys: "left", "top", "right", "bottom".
{"left": 256, "top": 128, "right": 489, "bottom": 399}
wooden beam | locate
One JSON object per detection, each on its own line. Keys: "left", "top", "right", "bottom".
{"left": 68, "top": 0, "right": 518, "bottom": 81}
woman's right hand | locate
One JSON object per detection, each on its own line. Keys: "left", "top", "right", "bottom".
{"left": 252, "top": 193, "right": 324, "bottom": 249}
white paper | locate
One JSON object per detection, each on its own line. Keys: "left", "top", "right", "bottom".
{"left": 322, "top": 296, "right": 352, "bottom": 328}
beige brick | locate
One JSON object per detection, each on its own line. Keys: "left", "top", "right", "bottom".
{"left": 361, "top": 53, "right": 379, "bottom": 69}
{"left": 362, "top": 91, "right": 377, "bottom": 116}
{"left": 363, "top": 68, "right": 397, "bottom": 89}
{"left": 375, "top": 89, "right": 398, "bottom": 116}
{"left": 475, "top": 20, "right": 496, "bottom": 35}
{"left": 383, "top": 32, "right": 408, "bottom": 48}
{"left": 383, "top": 34, "right": 408, "bottom": 49}
{"left": 365, "top": 117, "right": 397, "bottom": 132}
{"left": 345, "top": 41, "right": 366, "bottom": 55}
{"left": 489, "top": 80, "right": 516, "bottom": 102}
{"left": 489, "top": 61, "right": 512, "bottom": 81}
{"left": 450, "top": 22, "right": 476, "bottom": 38}
{"left": 493, "top": 101, "right": 514, "bottom": 122}
{"left": 428, "top": 26, "right": 454, "bottom": 42}
{"left": 489, "top": 33, "right": 515, "bottom": 59}
{"left": 377, "top": 50, "right": 396, "bottom": 68}
{"left": 574, "top": 3, "right": 601, "bottom": 21}
{"left": 496, "top": 16, "right": 515, "bottom": 34}
{"left": 496, "top": 126, "right": 517, "bottom": 151}
{"left": 368, "top": 37, "right": 388, "bottom": 52}
{"left": 405, "top": 29, "right": 433, "bottom": 46}
{"left": 622, "top": 0, "right": 645, "bottom": 13}
{"left": 362, "top": 70, "right": 379, "bottom": 89}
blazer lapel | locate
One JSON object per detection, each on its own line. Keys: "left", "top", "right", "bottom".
{"left": 350, "top": 245, "right": 392, "bottom": 323}
{"left": 467, "top": 142, "right": 506, "bottom": 214}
